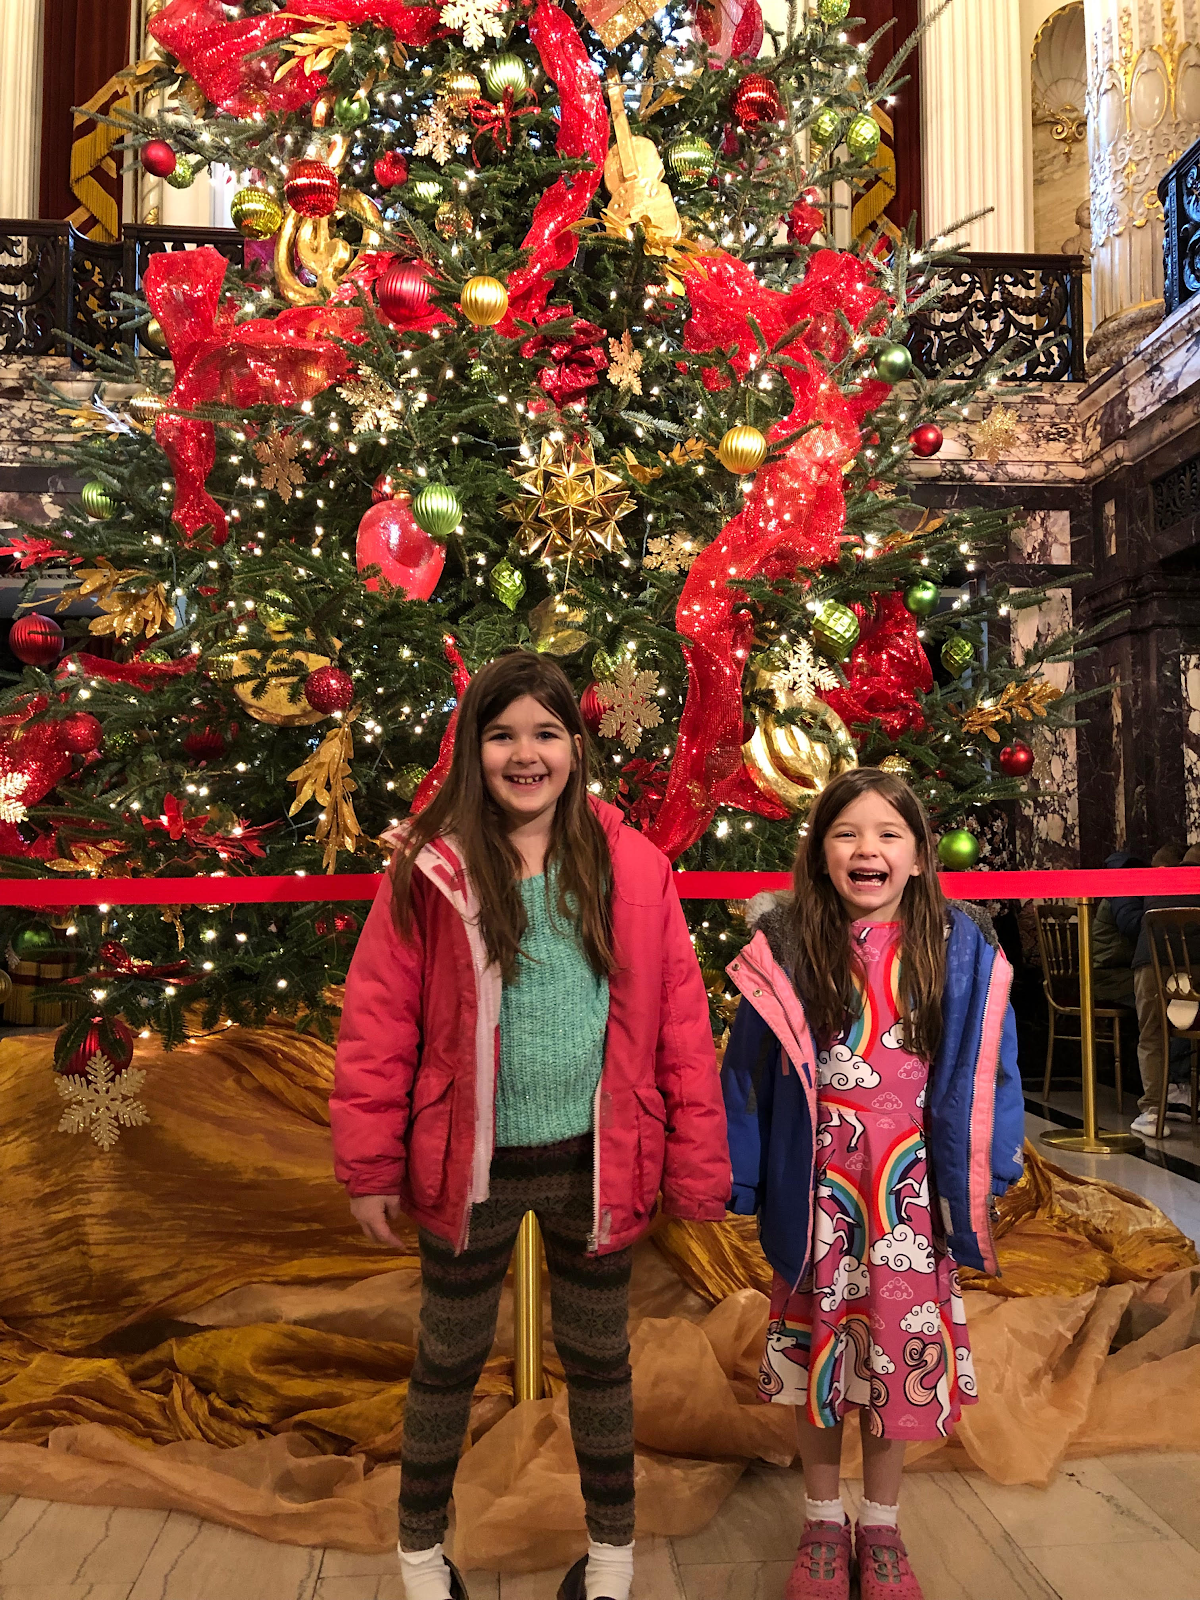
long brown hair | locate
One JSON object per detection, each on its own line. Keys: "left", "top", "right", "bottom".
{"left": 389, "top": 650, "right": 614, "bottom": 980}
{"left": 787, "top": 768, "right": 947, "bottom": 1059}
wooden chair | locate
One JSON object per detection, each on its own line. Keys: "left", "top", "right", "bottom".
{"left": 1034, "top": 904, "right": 1127, "bottom": 1110}
{"left": 1140, "top": 908, "right": 1200, "bottom": 1140}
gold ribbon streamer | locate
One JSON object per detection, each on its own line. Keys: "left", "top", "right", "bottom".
{"left": 70, "top": 59, "right": 166, "bottom": 243}
{"left": 851, "top": 104, "right": 900, "bottom": 245}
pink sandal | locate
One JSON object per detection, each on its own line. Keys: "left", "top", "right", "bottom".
{"left": 783, "top": 1518, "right": 854, "bottom": 1600}
{"left": 855, "top": 1523, "right": 925, "bottom": 1599}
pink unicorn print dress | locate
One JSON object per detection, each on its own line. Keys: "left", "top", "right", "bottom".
{"left": 757, "top": 919, "right": 977, "bottom": 1438}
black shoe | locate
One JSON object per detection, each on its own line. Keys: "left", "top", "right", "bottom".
{"left": 556, "top": 1554, "right": 621, "bottom": 1600}
{"left": 448, "top": 1558, "right": 470, "bottom": 1600}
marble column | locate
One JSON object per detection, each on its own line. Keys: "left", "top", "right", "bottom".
{"left": 919, "top": 0, "right": 1029, "bottom": 251}
{"left": 0, "top": 1, "right": 44, "bottom": 219}
{"left": 1084, "top": 0, "right": 1200, "bottom": 370}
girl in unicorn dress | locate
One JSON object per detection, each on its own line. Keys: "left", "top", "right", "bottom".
{"left": 722, "top": 770, "right": 1024, "bottom": 1600}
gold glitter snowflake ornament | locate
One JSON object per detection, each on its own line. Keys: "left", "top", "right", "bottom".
{"left": 252, "top": 426, "right": 305, "bottom": 501}
{"left": 57, "top": 1052, "right": 150, "bottom": 1151}
{"left": 338, "top": 371, "right": 406, "bottom": 434}
{"left": 973, "top": 406, "right": 1021, "bottom": 463}
{"left": 607, "top": 331, "right": 643, "bottom": 395}
{"left": 644, "top": 532, "right": 704, "bottom": 572}
{"left": 596, "top": 662, "right": 663, "bottom": 751}
{"left": 0, "top": 772, "right": 30, "bottom": 824}
{"left": 414, "top": 99, "right": 470, "bottom": 166}
{"left": 504, "top": 438, "right": 635, "bottom": 565}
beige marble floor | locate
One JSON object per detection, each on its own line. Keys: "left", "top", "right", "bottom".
{"left": 2, "top": 1451, "right": 1200, "bottom": 1600}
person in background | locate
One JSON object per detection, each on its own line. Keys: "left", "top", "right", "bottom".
{"left": 1090, "top": 850, "right": 1145, "bottom": 1010}
{"left": 1130, "top": 843, "right": 1199, "bottom": 1139}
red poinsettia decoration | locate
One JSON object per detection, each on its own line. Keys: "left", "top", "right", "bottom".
{"left": 0, "top": 534, "right": 79, "bottom": 570}
{"left": 520, "top": 306, "right": 608, "bottom": 409}
{"left": 616, "top": 758, "right": 670, "bottom": 832}
{"left": 141, "top": 793, "right": 272, "bottom": 860}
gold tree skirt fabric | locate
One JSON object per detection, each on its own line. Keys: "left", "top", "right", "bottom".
{"left": 1, "top": 1028, "right": 1198, "bottom": 1570}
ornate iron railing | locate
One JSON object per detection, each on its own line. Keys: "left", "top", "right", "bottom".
{"left": 0, "top": 222, "right": 244, "bottom": 365}
{"left": 907, "top": 252, "right": 1087, "bottom": 383}
{"left": 1160, "top": 135, "right": 1200, "bottom": 318}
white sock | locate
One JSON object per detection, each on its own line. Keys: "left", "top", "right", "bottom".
{"left": 397, "top": 1544, "right": 453, "bottom": 1600}
{"left": 805, "top": 1495, "right": 847, "bottom": 1526}
{"left": 585, "top": 1540, "right": 634, "bottom": 1600}
{"left": 859, "top": 1498, "right": 900, "bottom": 1529}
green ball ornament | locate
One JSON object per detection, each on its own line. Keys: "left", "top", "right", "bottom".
{"left": 903, "top": 579, "right": 939, "bottom": 619}
{"left": 411, "top": 484, "right": 462, "bottom": 540}
{"left": 845, "top": 112, "right": 881, "bottom": 163}
{"left": 810, "top": 106, "right": 842, "bottom": 148}
{"left": 408, "top": 177, "right": 443, "bottom": 207}
{"left": 874, "top": 343, "right": 913, "bottom": 383}
{"left": 394, "top": 764, "right": 428, "bottom": 801}
{"left": 484, "top": 53, "right": 530, "bottom": 101}
{"left": 813, "top": 599, "right": 860, "bottom": 662}
{"left": 140, "top": 647, "right": 171, "bottom": 663}
{"left": 489, "top": 558, "right": 526, "bottom": 611}
{"left": 12, "top": 924, "right": 57, "bottom": 961}
{"left": 334, "top": 92, "right": 371, "bottom": 129}
{"left": 818, "top": 0, "right": 851, "bottom": 21}
{"left": 938, "top": 828, "right": 980, "bottom": 871}
{"left": 665, "top": 133, "right": 715, "bottom": 185}
{"left": 106, "top": 727, "right": 139, "bottom": 755}
{"left": 81, "top": 480, "right": 116, "bottom": 519}
{"left": 164, "top": 155, "right": 197, "bottom": 190}
{"left": 941, "top": 634, "right": 974, "bottom": 678}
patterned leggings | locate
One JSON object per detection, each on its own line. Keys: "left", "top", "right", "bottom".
{"left": 398, "top": 1135, "right": 635, "bottom": 1550}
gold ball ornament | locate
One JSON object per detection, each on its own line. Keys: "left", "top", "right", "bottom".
{"left": 742, "top": 662, "right": 858, "bottom": 813}
{"left": 126, "top": 392, "right": 165, "bottom": 429}
{"left": 435, "top": 201, "right": 473, "bottom": 238}
{"left": 461, "top": 275, "right": 509, "bottom": 327}
{"left": 718, "top": 423, "right": 768, "bottom": 473}
{"left": 442, "top": 69, "right": 482, "bottom": 111}
{"left": 231, "top": 644, "right": 331, "bottom": 726}
{"left": 141, "top": 317, "right": 169, "bottom": 357}
{"left": 230, "top": 186, "right": 283, "bottom": 239}
{"left": 878, "top": 754, "right": 914, "bottom": 777}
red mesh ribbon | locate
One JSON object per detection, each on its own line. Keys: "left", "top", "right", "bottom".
{"left": 646, "top": 250, "right": 890, "bottom": 861}
{"left": 149, "top": 0, "right": 445, "bottom": 117}
{"left": 821, "top": 592, "right": 932, "bottom": 740}
{"left": 143, "top": 247, "right": 365, "bottom": 544}
{"left": 411, "top": 639, "right": 471, "bottom": 814}
{"left": 495, "top": 0, "right": 609, "bottom": 332}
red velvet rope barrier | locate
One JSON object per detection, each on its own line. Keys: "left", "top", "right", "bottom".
{"left": 0, "top": 869, "right": 1198, "bottom": 906}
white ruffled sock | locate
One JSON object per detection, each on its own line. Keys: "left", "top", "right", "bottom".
{"left": 805, "top": 1494, "right": 848, "bottom": 1526}
{"left": 397, "top": 1543, "right": 453, "bottom": 1600}
{"left": 859, "top": 1498, "right": 900, "bottom": 1529}
{"left": 584, "top": 1539, "right": 634, "bottom": 1600}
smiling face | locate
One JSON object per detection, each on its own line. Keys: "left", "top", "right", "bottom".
{"left": 821, "top": 788, "right": 923, "bottom": 922}
{"left": 480, "top": 692, "right": 582, "bottom": 835}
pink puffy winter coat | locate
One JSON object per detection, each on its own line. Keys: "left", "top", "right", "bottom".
{"left": 331, "top": 798, "right": 731, "bottom": 1254}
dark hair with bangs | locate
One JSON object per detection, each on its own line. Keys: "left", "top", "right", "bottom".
{"left": 787, "top": 767, "right": 947, "bottom": 1060}
{"left": 388, "top": 650, "right": 614, "bottom": 981}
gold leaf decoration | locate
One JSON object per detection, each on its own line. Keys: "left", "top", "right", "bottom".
{"left": 48, "top": 560, "right": 173, "bottom": 641}
{"left": 958, "top": 680, "right": 1063, "bottom": 741}
{"left": 287, "top": 710, "right": 362, "bottom": 872}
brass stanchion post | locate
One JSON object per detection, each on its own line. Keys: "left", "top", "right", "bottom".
{"left": 1042, "top": 897, "right": 1142, "bottom": 1154}
{"left": 513, "top": 1210, "right": 545, "bottom": 1402}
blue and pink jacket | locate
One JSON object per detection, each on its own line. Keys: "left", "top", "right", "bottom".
{"left": 721, "top": 899, "right": 1025, "bottom": 1281}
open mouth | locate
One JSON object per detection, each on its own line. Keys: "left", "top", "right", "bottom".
{"left": 848, "top": 869, "right": 889, "bottom": 888}
{"left": 505, "top": 773, "right": 547, "bottom": 789}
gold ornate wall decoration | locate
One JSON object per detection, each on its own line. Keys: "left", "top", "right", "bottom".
{"left": 1032, "top": 4, "right": 1089, "bottom": 161}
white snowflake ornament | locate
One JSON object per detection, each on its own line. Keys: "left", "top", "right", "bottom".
{"left": 0, "top": 771, "right": 30, "bottom": 824}
{"left": 56, "top": 1051, "right": 150, "bottom": 1151}
{"left": 439, "top": 0, "right": 505, "bottom": 52}
{"left": 777, "top": 639, "right": 839, "bottom": 700}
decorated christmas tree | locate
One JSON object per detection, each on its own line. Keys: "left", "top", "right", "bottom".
{"left": 0, "top": 0, "right": 1081, "bottom": 1062}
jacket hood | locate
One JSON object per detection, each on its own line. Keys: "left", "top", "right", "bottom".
{"left": 1105, "top": 849, "right": 1144, "bottom": 869}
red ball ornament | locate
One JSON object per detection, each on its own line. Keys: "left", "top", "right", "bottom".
{"left": 377, "top": 260, "right": 433, "bottom": 324}
{"left": 732, "top": 74, "right": 784, "bottom": 129}
{"left": 9, "top": 612, "right": 64, "bottom": 666}
{"left": 910, "top": 423, "right": 944, "bottom": 458}
{"left": 60, "top": 712, "right": 103, "bottom": 754}
{"left": 373, "top": 149, "right": 409, "bottom": 188}
{"left": 304, "top": 665, "right": 355, "bottom": 714}
{"left": 580, "top": 683, "right": 604, "bottom": 734}
{"left": 284, "top": 159, "right": 340, "bottom": 218}
{"left": 59, "top": 1014, "right": 135, "bottom": 1079}
{"left": 372, "top": 472, "right": 398, "bottom": 503}
{"left": 355, "top": 496, "right": 445, "bottom": 600}
{"left": 998, "top": 741, "right": 1035, "bottom": 777}
{"left": 141, "top": 140, "right": 177, "bottom": 178}
{"left": 183, "top": 724, "right": 226, "bottom": 761}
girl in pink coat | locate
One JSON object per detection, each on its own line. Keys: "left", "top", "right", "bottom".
{"left": 332, "top": 650, "right": 730, "bottom": 1600}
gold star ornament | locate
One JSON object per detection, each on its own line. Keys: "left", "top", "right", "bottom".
{"left": 504, "top": 437, "right": 635, "bottom": 565}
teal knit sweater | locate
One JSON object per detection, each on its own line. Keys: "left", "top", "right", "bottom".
{"left": 495, "top": 869, "right": 610, "bottom": 1148}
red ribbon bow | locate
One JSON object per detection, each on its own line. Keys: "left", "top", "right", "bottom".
{"left": 466, "top": 87, "right": 540, "bottom": 165}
